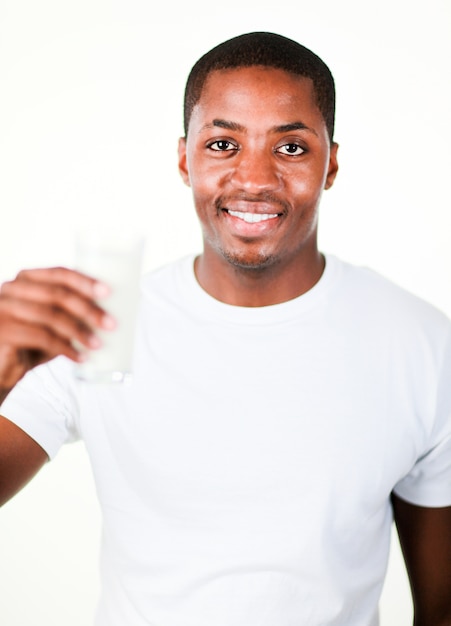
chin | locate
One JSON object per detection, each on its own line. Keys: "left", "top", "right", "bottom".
{"left": 221, "top": 248, "right": 279, "bottom": 271}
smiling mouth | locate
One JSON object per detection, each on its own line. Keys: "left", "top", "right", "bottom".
{"left": 225, "top": 209, "right": 280, "bottom": 223}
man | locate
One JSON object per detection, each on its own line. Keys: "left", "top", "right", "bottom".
{"left": 0, "top": 32, "right": 450, "bottom": 625}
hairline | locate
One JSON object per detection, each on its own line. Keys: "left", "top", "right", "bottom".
{"left": 183, "top": 33, "right": 336, "bottom": 142}
{"left": 184, "top": 64, "right": 334, "bottom": 142}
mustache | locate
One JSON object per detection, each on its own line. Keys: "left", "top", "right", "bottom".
{"left": 215, "top": 192, "right": 289, "bottom": 214}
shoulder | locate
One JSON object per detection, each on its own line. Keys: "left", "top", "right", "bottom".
{"left": 140, "top": 255, "right": 195, "bottom": 300}
{"left": 330, "top": 255, "right": 451, "bottom": 338}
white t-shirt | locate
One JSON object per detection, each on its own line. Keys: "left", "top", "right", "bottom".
{"left": 2, "top": 254, "right": 451, "bottom": 626}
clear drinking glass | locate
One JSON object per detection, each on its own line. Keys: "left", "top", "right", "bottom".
{"left": 73, "top": 230, "right": 144, "bottom": 383}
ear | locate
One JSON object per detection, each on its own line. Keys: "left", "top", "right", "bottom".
{"left": 178, "top": 137, "right": 191, "bottom": 187}
{"left": 324, "top": 142, "right": 339, "bottom": 190}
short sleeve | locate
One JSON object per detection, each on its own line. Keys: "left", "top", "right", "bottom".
{"left": 0, "top": 357, "right": 80, "bottom": 460}
{"left": 394, "top": 326, "right": 451, "bottom": 507}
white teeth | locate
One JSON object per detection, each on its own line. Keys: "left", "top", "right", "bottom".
{"left": 227, "top": 210, "right": 278, "bottom": 223}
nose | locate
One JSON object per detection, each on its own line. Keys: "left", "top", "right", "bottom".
{"left": 229, "top": 148, "right": 282, "bottom": 193}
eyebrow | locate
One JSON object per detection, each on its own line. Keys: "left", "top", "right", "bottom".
{"left": 201, "top": 118, "right": 318, "bottom": 136}
{"left": 273, "top": 122, "right": 317, "bottom": 136}
{"left": 202, "top": 119, "right": 246, "bottom": 132}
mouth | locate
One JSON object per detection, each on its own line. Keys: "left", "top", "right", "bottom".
{"left": 225, "top": 209, "right": 280, "bottom": 223}
{"left": 216, "top": 195, "right": 286, "bottom": 238}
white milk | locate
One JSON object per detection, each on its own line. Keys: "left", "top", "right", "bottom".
{"left": 74, "top": 233, "right": 144, "bottom": 383}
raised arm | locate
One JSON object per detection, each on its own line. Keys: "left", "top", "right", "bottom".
{"left": 392, "top": 493, "right": 451, "bottom": 625}
{"left": 0, "top": 266, "right": 112, "bottom": 505}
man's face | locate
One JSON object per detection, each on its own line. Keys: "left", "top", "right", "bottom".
{"left": 178, "top": 66, "right": 338, "bottom": 272}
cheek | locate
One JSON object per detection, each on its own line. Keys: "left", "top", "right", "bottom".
{"left": 290, "top": 166, "right": 327, "bottom": 200}
{"left": 190, "top": 180, "right": 211, "bottom": 212}
{"left": 188, "top": 176, "right": 217, "bottom": 223}
{"left": 189, "top": 167, "right": 223, "bottom": 205}
{"left": 289, "top": 178, "right": 317, "bottom": 204}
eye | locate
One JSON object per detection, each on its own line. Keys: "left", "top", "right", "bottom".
{"left": 208, "top": 140, "right": 237, "bottom": 152}
{"left": 276, "top": 143, "right": 305, "bottom": 156}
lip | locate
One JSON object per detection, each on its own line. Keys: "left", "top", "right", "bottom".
{"left": 227, "top": 209, "right": 279, "bottom": 222}
{"left": 222, "top": 199, "right": 285, "bottom": 215}
{"left": 221, "top": 207, "right": 282, "bottom": 237}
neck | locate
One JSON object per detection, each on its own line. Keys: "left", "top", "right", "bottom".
{"left": 194, "top": 250, "right": 325, "bottom": 307}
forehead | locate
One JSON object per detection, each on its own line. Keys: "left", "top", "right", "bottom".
{"left": 192, "top": 66, "right": 322, "bottom": 129}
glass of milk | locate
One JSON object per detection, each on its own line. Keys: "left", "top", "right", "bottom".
{"left": 74, "top": 230, "right": 144, "bottom": 384}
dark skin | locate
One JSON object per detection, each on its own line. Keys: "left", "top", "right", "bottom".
{"left": 1, "top": 66, "right": 450, "bottom": 624}
{"left": 178, "top": 67, "right": 338, "bottom": 307}
{"left": 391, "top": 494, "right": 451, "bottom": 626}
{"left": 0, "top": 267, "right": 112, "bottom": 505}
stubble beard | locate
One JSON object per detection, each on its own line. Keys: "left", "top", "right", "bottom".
{"left": 219, "top": 244, "right": 280, "bottom": 272}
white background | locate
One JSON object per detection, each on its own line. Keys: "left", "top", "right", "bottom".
{"left": 0, "top": 0, "right": 450, "bottom": 624}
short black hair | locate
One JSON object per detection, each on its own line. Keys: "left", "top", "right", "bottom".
{"left": 183, "top": 32, "right": 336, "bottom": 142}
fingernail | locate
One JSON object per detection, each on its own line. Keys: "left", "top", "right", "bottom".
{"left": 88, "top": 334, "right": 102, "bottom": 349}
{"left": 93, "top": 282, "right": 110, "bottom": 299}
{"left": 102, "top": 314, "right": 117, "bottom": 330}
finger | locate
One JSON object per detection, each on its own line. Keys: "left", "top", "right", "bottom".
{"left": 1, "top": 278, "right": 115, "bottom": 332}
{"left": 14, "top": 267, "right": 110, "bottom": 300}
{"left": 1, "top": 318, "right": 86, "bottom": 363}
{"left": 0, "top": 297, "right": 102, "bottom": 350}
